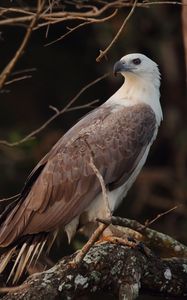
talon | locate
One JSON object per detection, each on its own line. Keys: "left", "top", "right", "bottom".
{"left": 127, "top": 236, "right": 136, "bottom": 243}
{"left": 68, "top": 259, "right": 78, "bottom": 269}
{"left": 136, "top": 242, "right": 152, "bottom": 257}
{"left": 97, "top": 235, "right": 138, "bottom": 249}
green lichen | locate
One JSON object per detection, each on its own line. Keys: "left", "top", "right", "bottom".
{"left": 74, "top": 274, "right": 88, "bottom": 288}
{"left": 90, "top": 270, "right": 101, "bottom": 282}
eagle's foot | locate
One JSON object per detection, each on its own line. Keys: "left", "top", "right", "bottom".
{"left": 68, "top": 260, "right": 77, "bottom": 269}
{"left": 97, "top": 235, "right": 138, "bottom": 248}
{"left": 70, "top": 223, "right": 108, "bottom": 266}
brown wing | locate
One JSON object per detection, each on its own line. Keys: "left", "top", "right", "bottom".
{"left": 0, "top": 103, "right": 156, "bottom": 247}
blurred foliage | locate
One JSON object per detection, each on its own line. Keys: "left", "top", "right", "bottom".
{"left": 0, "top": 1, "right": 186, "bottom": 298}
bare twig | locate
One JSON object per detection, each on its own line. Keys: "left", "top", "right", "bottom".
{"left": 0, "top": 1, "right": 182, "bottom": 27}
{"left": 45, "top": 9, "right": 118, "bottom": 46}
{"left": 73, "top": 146, "right": 111, "bottom": 264}
{"left": 144, "top": 205, "right": 178, "bottom": 227}
{"left": 49, "top": 99, "right": 99, "bottom": 114}
{"left": 5, "top": 75, "right": 32, "bottom": 86}
{"left": 64, "top": 99, "right": 99, "bottom": 111}
{"left": 0, "top": 193, "right": 20, "bottom": 203}
{"left": 0, "top": 0, "right": 44, "bottom": 90}
{"left": 96, "top": 0, "right": 138, "bottom": 62}
{"left": 11, "top": 68, "right": 37, "bottom": 76}
{"left": 0, "top": 73, "right": 109, "bottom": 147}
{"left": 89, "top": 155, "right": 111, "bottom": 217}
{"left": 98, "top": 216, "right": 187, "bottom": 258}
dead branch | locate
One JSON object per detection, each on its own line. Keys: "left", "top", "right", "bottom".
{"left": 0, "top": 0, "right": 44, "bottom": 90}
{"left": 0, "top": 193, "right": 20, "bottom": 203}
{"left": 98, "top": 216, "right": 187, "bottom": 258}
{"left": 1, "top": 238, "right": 187, "bottom": 300}
{"left": 0, "top": 0, "right": 182, "bottom": 88}
{"left": 0, "top": 73, "right": 109, "bottom": 147}
{"left": 45, "top": 9, "right": 118, "bottom": 47}
{"left": 89, "top": 155, "right": 111, "bottom": 217}
{"left": 144, "top": 205, "right": 178, "bottom": 227}
{"left": 0, "top": 1, "right": 182, "bottom": 28}
{"left": 72, "top": 153, "right": 111, "bottom": 264}
{"left": 96, "top": 0, "right": 138, "bottom": 62}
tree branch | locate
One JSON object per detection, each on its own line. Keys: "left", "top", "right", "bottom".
{"left": 98, "top": 216, "right": 187, "bottom": 258}
{"left": 96, "top": 0, "right": 138, "bottom": 62}
{"left": 44, "top": 9, "right": 118, "bottom": 47}
{"left": 0, "top": 73, "right": 109, "bottom": 147}
{"left": 1, "top": 241, "right": 187, "bottom": 300}
{"left": 0, "top": 0, "right": 44, "bottom": 90}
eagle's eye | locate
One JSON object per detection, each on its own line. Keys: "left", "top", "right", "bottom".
{"left": 132, "top": 58, "right": 141, "bottom": 65}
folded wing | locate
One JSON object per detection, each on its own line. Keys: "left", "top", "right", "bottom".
{"left": 0, "top": 103, "right": 156, "bottom": 247}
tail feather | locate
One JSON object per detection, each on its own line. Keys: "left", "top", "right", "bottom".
{"left": 13, "top": 243, "right": 34, "bottom": 284}
{"left": 13, "top": 249, "right": 27, "bottom": 284}
{"left": 0, "top": 246, "right": 16, "bottom": 274}
{"left": 7, "top": 242, "right": 27, "bottom": 282}
{"left": 27, "top": 242, "right": 40, "bottom": 270}
{"left": 33, "top": 238, "right": 47, "bottom": 269}
{"left": 0, "top": 231, "right": 58, "bottom": 284}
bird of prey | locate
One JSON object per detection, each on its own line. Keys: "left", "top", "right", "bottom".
{"left": 0, "top": 53, "right": 162, "bottom": 282}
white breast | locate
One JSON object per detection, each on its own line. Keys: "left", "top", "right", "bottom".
{"left": 107, "top": 143, "right": 151, "bottom": 212}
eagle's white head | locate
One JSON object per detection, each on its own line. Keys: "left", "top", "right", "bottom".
{"left": 114, "top": 53, "right": 160, "bottom": 88}
{"left": 109, "top": 53, "right": 162, "bottom": 125}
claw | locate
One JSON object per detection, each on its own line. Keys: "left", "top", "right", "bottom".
{"left": 97, "top": 235, "right": 138, "bottom": 248}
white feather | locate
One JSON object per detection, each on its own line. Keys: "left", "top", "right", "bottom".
{"left": 107, "top": 53, "right": 162, "bottom": 126}
{"left": 87, "top": 53, "right": 163, "bottom": 218}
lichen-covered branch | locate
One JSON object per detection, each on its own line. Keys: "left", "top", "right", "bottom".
{"left": 2, "top": 242, "right": 187, "bottom": 300}
{"left": 98, "top": 216, "right": 187, "bottom": 258}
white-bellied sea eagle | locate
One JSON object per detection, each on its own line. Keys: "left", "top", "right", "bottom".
{"left": 0, "top": 53, "right": 163, "bottom": 281}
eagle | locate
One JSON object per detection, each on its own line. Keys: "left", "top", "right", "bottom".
{"left": 0, "top": 53, "right": 162, "bottom": 282}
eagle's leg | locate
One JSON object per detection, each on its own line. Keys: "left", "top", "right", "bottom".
{"left": 96, "top": 218, "right": 142, "bottom": 249}
{"left": 70, "top": 223, "right": 109, "bottom": 266}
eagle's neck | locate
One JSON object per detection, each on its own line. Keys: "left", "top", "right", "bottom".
{"left": 107, "top": 73, "right": 163, "bottom": 125}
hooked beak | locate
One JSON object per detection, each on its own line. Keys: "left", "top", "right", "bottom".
{"left": 113, "top": 60, "right": 133, "bottom": 76}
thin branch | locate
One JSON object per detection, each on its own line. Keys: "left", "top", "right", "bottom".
{"left": 0, "top": 0, "right": 44, "bottom": 90}
{"left": 49, "top": 99, "right": 99, "bottom": 114}
{"left": 0, "top": 193, "right": 20, "bottom": 203}
{"left": 0, "top": 1, "right": 182, "bottom": 27}
{"left": 63, "top": 99, "right": 99, "bottom": 111}
{"left": 73, "top": 142, "right": 111, "bottom": 264}
{"left": 0, "top": 73, "right": 109, "bottom": 147}
{"left": 44, "top": 9, "right": 118, "bottom": 46}
{"left": 144, "top": 205, "right": 178, "bottom": 227}
{"left": 5, "top": 75, "right": 32, "bottom": 86}
{"left": 89, "top": 155, "right": 111, "bottom": 217}
{"left": 98, "top": 216, "right": 187, "bottom": 258}
{"left": 11, "top": 68, "right": 37, "bottom": 76}
{"left": 96, "top": 0, "right": 138, "bottom": 62}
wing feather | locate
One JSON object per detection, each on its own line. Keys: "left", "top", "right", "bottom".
{"left": 0, "top": 103, "right": 156, "bottom": 247}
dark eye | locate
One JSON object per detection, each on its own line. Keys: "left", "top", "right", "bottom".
{"left": 132, "top": 58, "right": 141, "bottom": 65}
